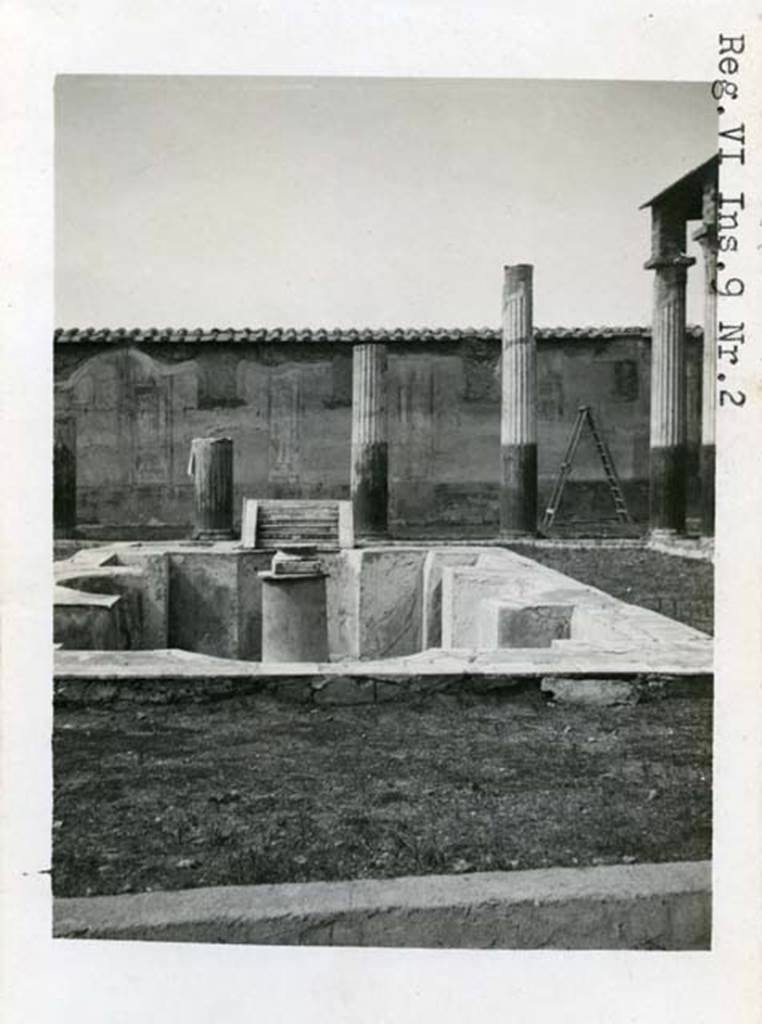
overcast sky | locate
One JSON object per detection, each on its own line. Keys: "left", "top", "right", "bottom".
{"left": 55, "top": 76, "right": 715, "bottom": 329}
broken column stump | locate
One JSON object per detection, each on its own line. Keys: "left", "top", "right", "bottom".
{"left": 187, "top": 437, "right": 234, "bottom": 540}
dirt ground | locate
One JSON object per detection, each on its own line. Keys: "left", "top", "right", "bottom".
{"left": 52, "top": 545, "right": 713, "bottom": 898}
{"left": 52, "top": 689, "right": 712, "bottom": 898}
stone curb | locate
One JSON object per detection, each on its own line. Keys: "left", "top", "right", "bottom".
{"left": 647, "top": 537, "right": 714, "bottom": 562}
{"left": 54, "top": 860, "right": 711, "bottom": 950}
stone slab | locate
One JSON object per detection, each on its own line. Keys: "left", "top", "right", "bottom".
{"left": 541, "top": 676, "right": 643, "bottom": 706}
{"left": 112, "top": 551, "right": 169, "bottom": 648}
{"left": 54, "top": 600, "right": 125, "bottom": 651}
{"left": 53, "top": 584, "right": 119, "bottom": 608}
{"left": 53, "top": 860, "right": 711, "bottom": 949}
{"left": 261, "top": 573, "right": 329, "bottom": 662}
{"left": 54, "top": 644, "right": 713, "bottom": 681}
{"left": 647, "top": 535, "right": 714, "bottom": 562}
{"left": 326, "top": 547, "right": 429, "bottom": 660}
{"left": 479, "top": 598, "right": 573, "bottom": 649}
{"left": 421, "top": 548, "right": 482, "bottom": 648}
{"left": 55, "top": 564, "right": 162, "bottom": 650}
{"left": 165, "top": 549, "right": 270, "bottom": 659}
{"left": 357, "top": 547, "right": 427, "bottom": 658}
{"left": 323, "top": 550, "right": 360, "bottom": 659}
{"left": 167, "top": 552, "right": 240, "bottom": 658}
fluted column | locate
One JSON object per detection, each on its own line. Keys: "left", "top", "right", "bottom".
{"left": 187, "top": 437, "right": 234, "bottom": 540}
{"left": 351, "top": 344, "right": 388, "bottom": 538}
{"left": 645, "top": 256, "right": 695, "bottom": 534}
{"left": 500, "top": 264, "right": 537, "bottom": 536}
{"left": 694, "top": 183, "right": 718, "bottom": 536}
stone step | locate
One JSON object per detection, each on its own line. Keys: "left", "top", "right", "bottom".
{"left": 258, "top": 525, "right": 338, "bottom": 538}
{"left": 258, "top": 501, "right": 341, "bottom": 512}
{"left": 241, "top": 498, "right": 352, "bottom": 550}
{"left": 259, "top": 515, "right": 338, "bottom": 524}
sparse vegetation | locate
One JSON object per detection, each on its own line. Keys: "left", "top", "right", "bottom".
{"left": 53, "top": 689, "right": 711, "bottom": 897}
{"left": 52, "top": 545, "right": 713, "bottom": 898}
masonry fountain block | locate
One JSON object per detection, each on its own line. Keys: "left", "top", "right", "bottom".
{"left": 478, "top": 599, "right": 573, "bottom": 649}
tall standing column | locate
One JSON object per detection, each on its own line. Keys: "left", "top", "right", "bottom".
{"left": 351, "top": 343, "right": 388, "bottom": 538}
{"left": 645, "top": 255, "right": 695, "bottom": 534}
{"left": 187, "top": 436, "right": 234, "bottom": 540}
{"left": 500, "top": 264, "right": 537, "bottom": 536}
{"left": 694, "top": 183, "right": 718, "bottom": 536}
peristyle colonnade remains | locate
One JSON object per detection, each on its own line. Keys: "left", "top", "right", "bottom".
{"left": 57, "top": 156, "right": 719, "bottom": 544}
{"left": 345, "top": 155, "right": 719, "bottom": 542}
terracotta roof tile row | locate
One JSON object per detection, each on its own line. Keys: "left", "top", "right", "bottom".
{"left": 53, "top": 325, "right": 702, "bottom": 344}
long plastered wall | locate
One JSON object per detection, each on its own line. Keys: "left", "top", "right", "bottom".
{"left": 54, "top": 333, "right": 704, "bottom": 534}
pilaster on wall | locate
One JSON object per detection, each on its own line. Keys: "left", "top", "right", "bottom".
{"left": 499, "top": 264, "right": 537, "bottom": 537}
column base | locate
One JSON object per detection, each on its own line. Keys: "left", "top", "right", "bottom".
{"left": 351, "top": 442, "right": 389, "bottom": 539}
{"left": 354, "top": 533, "right": 389, "bottom": 546}
{"left": 54, "top": 525, "right": 79, "bottom": 540}
{"left": 192, "top": 529, "right": 235, "bottom": 542}
{"left": 648, "top": 528, "right": 683, "bottom": 542}
{"left": 700, "top": 444, "right": 715, "bottom": 537}
{"left": 498, "top": 529, "right": 538, "bottom": 541}
{"left": 649, "top": 444, "right": 687, "bottom": 535}
{"left": 499, "top": 443, "right": 537, "bottom": 536}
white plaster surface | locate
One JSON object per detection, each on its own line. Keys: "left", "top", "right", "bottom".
{"left": 54, "top": 641, "right": 712, "bottom": 681}
{"left": 51, "top": 542, "right": 711, "bottom": 670}
{"left": 440, "top": 547, "right": 710, "bottom": 653}
{"left": 421, "top": 547, "right": 482, "bottom": 648}
{"left": 358, "top": 547, "right": 427, "bottom": 658}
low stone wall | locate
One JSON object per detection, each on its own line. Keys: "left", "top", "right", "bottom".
{"left": 53, "top": 542, "right": 447, "bottom": 662}
{"left": 53, "top": 860, "right": 711, "bottom": 949}
{"left": 52, "top": 648, "right": 713, "bottom": 707}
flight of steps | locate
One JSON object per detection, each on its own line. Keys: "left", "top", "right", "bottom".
{"left": 241, "top": 499, "right": 353, "bottom": 550}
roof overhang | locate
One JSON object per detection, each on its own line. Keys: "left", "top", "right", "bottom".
{"left": 640, "top": 154, "right": 719, "bottom": 218}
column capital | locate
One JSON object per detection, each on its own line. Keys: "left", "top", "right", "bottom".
{"left": 643, "top": 254, "right": 696, "bottom": 272}
{"left": 692, "top": 222, "right": 718, "bottom": 251}
{"left": 503, "top": 263, "right": 534, "bottom": 281}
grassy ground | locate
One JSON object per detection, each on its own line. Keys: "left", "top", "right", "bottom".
{"left": 53, "top": 690, "right": 712, "bottom": 898}
{"left": 52, "top": 545, "right": 713, "bottom": 898}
